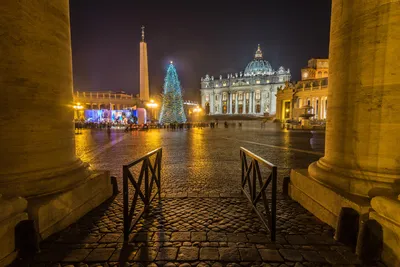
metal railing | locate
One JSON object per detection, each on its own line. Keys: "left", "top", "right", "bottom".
{"left": 240, "top": 147, "right": 277, "bottom": 241}
{"left": 123, "top": 148, "right": 162, "bottom": 242}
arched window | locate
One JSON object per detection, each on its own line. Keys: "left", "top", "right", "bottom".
{"left": 317, "top": 71, "right": 322, "bottom": 78}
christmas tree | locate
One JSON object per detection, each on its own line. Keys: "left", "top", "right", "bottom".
{"left": 159, "top": 62, "right": 187, "bottom": 123}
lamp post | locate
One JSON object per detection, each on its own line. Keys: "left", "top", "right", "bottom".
{"left": 73, "top": 103, "right": 84, "bottom": 134}
{"left": 193, "top": 106, "right": 202, "bottom": 122}
{"left": 146, "top": 99, "right": 158, "bottom": 123}
{"left": 73, "top": 103, "right": 83, "bottom": 120}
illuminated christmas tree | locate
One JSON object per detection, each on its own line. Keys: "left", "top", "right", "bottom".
{"left": 159, "top": 61, "right": 187, "bottom": 123}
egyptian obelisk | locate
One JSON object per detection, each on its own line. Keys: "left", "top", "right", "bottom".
{"left": 139, "top": 26, "right": 150, "bottom": 102}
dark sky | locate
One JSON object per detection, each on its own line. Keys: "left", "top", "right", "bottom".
{"left": 69, "top": 0, "right": 331, "bottom": 101}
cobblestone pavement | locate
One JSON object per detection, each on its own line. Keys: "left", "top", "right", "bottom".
{"left": 26, "top": 125, "right": 383, "bottom": 267}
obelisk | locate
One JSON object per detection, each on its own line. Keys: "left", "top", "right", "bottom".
{"left": 139, "top": 26, "right": 150, "bottom": 102}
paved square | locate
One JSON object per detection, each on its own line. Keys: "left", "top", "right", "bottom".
{"left": 27, "top": 126, "right": 374, "bottom": 266}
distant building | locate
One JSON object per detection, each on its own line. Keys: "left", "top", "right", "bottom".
{"left": 200, "top": 45, "right": 290, "bottom": 116}
{"left": 301, "top": 58, "right": 329, "bottom": 80}
{"left": 73, "top": 91, "right": 139, "bottom": 122}
{"left": 276, "top": 59, "right": 329, "bottom": 122}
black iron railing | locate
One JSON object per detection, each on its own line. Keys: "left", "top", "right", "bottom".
{"left": 123, "top": 148, "right": 162, "bottom": 242}
{"left": 240, "top": 147, "right": 277, "bottom": 241}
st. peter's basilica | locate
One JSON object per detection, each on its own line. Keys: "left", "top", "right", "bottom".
{"left": 200, "top": 45, "right": 291, "bottom": 116}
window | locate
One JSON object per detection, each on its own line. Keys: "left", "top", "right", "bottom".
{"left": 223, "top": 93, "right": 227, "bottom": 101}
{"left": 246, "top": 92, "right": 250, "bottom": 99}
{"left": 215, "top": 95, "right": 218, "bottom": 101}
{"left": 205, "top": 95, "right": 209, "bottom": 101}
{"left": 279, "top": 76, "right": 283, "bottom": 82}
{"left": 256, "top": 80, "right": 260, "bottom": 84}
{"left": 255, "top": 91, "right": 261, "bottom": 100}
{"left": 238, "top": 93, "right": 243, "bottom": 100}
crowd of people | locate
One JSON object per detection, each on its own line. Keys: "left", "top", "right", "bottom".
{"left": 74, "top": 120, "right": 248, "bottom": 134}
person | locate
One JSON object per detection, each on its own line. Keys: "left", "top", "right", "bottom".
{"left": 224, "top": 121, "right": 228, "bottom": 128}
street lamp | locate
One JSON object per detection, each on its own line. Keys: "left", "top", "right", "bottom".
{"left": 73, "top": 103, "right": 84, "bottom": 120}
{"left": 193, "top": 106, "right": 202, "bottom": 122}
{"left": 193, "top": 106, "right": 202, "bottom": 113}
{"left": 146, "top": 99, "right": 158, "bottom": 122}
{"left": 73, "top": 103, "right": 83, "bottom": 110}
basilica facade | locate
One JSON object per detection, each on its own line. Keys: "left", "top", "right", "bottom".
{"left": 200, "top": 45, "right": 291, "bottom": 116}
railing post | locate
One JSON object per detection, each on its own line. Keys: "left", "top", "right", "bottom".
{"left": 252, "top": 159, "right": 257, "bottom": 202}
{"left": 158, "top": 149, "right": 162, "bottom": 195}
{"left": 241, "top": 151, "right": 244, "bottom": 189}
{"left": 123, "top": 165, "right": 129, "bottom": 242}
{"left": 271, "top": 166, "right": 277, "bottom": 241}
{"left": 144, "top": 158, "right": 149, "bottom": 205}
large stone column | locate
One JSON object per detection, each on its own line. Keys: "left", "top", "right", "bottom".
{"left": 308, "top": 0, "right": 400, "bottom": 197}
{"left": 0, "top": 0, "right": 112, "bottom": 241}
{"left": 235, "top": 93, "right": 238, "bottom": 114}
{"left": 289, "top": 1, "right": 400, "bottom": 264}
{"left": 229, "top": 92, "right": 233, "bottom": 114}
{"left": 210, "top": 92, "right": 215, "bottom": 114}
{"left": 219, "top": 93, "right": 223, "bottom": 114}
{"left": 243, "top": 93, "right": 247, "bottom": 114}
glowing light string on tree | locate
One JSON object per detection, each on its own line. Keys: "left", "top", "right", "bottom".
{"left": 159, "top": 61, "right": 187, "bottom": 123}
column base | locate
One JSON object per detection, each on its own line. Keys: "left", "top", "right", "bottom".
{"left": 369, "top": 196, "right": 400, "bottom": 266}
{"left": 0, "top": 196, "right": 28, "bottom": 266}
{"left": 289, "top": 169, "right": 371, "bottom": 228}
{"left": 27, "top": 170, "right": 113, "bottom": 240}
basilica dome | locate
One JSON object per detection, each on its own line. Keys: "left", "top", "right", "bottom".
{"left": 244, "top": 45, "right": 273, "bottom": 76}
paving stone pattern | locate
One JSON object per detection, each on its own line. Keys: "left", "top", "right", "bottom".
{"left": 28, "top": 127, "right": 384, "bottom": 266}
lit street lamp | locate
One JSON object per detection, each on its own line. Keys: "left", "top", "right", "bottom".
{"left": 146, "top": 99, "right": 158, "bottom": 122}
{"left": 193, "top": 106, "right": 202, "bottom": 121}
{"left": 73, "top": 103, "right": 84, "bottom": 120}
{"left": 193, "top": 106, "right": 202, "bottom": 113}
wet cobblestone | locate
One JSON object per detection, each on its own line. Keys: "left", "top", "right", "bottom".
{"left": 28, "top": 127, "right": 384, "bottom": 266}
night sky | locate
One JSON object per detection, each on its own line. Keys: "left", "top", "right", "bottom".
{"left": 69, "top": 0, "right": 331, "bottom": 101}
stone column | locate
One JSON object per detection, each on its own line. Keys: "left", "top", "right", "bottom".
{"left": 0, "top": 0, "right": 112, "bottom": 240}
{"left": 253, "top": 92, "right": 256, "bottom": 113}
{"left": 249, "top": 92, "right": 253, "bottom": 114}
{"left": 219, "top": 93, "right": 223, "bottom": 114}
{"left": 210, "top": 92, "right": 214, "bottom": 114}
{"left": 235, "top": 93, "right": 238, "bottom": 114}
{"left": 243, "top": 93, "right": 247, "bottom": 114}
{"left": 260, "top": 92, "right": 265, "bottom": 114}
{"left": 229, "top": 92, "right": 233, "bottom": 114}
{"left": 308, "top": 0, "right": 400, "bottom": 197}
